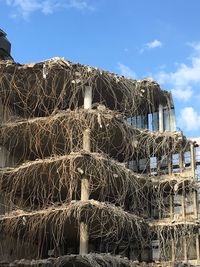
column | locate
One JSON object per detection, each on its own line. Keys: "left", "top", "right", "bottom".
{"left": 79, "top": 86, "right": 92, "bottom": 255}
{"left": 190, "top": 142, "right": 196, "bottom": 179}
{"left": 0, "top": 99, "right": 5, "bottom": 214}
{"left": 157, "top": 156, "right": 161, "bottom": 176}
{"left": 169, "top": 108, "right": 176, "bottom": 132}
{"left": 159, "top": 105, "right": 164, "bottom": 133}
{"left": 196, "top": 233, "right": 200, "bottom": 262}
{"left": 170, "top": 193, "right": 174, "bottom": 220}
{"left": 179, "top": 150, "right": 184, "bottom": 174}
{"left": 193, "top": 190, "right": 198, "bottom": 219}
{"left": 171, "top": 238, "right": 175, "bottom": 262}
{"left": 182, "top": 182, "right": 186, "bottom": 220}
{"left": 190, "top": 143, "right": 198, "bottom": 218}
{"left": 183, "top": 236, "right": 187, "bottom": 262}
{"left": 168, "top": 154, "right": 172, "bottom": 175}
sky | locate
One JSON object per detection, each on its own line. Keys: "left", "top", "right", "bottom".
{"left": 1, "top": 0, "right": 200, "bottom": 138}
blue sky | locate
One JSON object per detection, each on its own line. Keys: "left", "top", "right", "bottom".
{"left": 1, "top": 0, "right": 200, "bottom": 137}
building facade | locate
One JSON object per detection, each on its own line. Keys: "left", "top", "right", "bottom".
{"left": 0, "top": 58, "right": 199, "bottom": 266}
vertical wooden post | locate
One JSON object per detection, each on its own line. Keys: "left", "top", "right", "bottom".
{"left": 79, "top": 86, "right": 92, "bottom": 255}
{"left": 159, "top": 105, "right": 164, "bottom": 133}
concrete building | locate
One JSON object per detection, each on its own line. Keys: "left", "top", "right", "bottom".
{"left": 0, "top": 58, "right": 199, "bottom": 267}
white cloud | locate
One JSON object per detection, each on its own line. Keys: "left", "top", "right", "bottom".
{"left": 171, "top": 88, "right": 193, "bottom": 101}
{"left": 68, "top": 0, "right": 91, "bottom": 9}
{"left": 140, "top": 39, "right": 162, "bottom": 53}
{"left": 117, "top": 62, "right": 136, "bottom": 79}
{"left": 178, "top": 107, "right": 200, "bottom": 131}
{"left": 146, "top": 39, "right": 163, "bottom": 49}
{"left": 155, "top": 42, "right": 200, "bottom": 101}
{"left": 187, "top": 42, "right": 200, "bottom": 52}
{"left": 5, "top": 0, "right": 93, "bottom": 18}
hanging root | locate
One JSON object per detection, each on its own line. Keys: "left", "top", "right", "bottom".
{"left": 0, "top": 200, "right": 148, "bottom": 259}
{"left": 0, "top": 58, "right": 171, "bottom": 118}
{"left": 150, "top": 223, "right": 199, "bottom": 262}
{"left": 0, "top": 151, "right": 149, "bottom": 211}
{"left": 0, "top": 58, "right": 196, "bottom": 266}
{"left": 0, "top": 109, "right": 188, "bottom": 163}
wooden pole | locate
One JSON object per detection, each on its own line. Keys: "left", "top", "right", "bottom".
{"left": 79, "top": 86, "right": 92, "bottom": 255}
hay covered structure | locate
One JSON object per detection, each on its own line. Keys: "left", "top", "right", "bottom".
{"left": 0, "top": 58, "right": 199, "bottom": 267}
